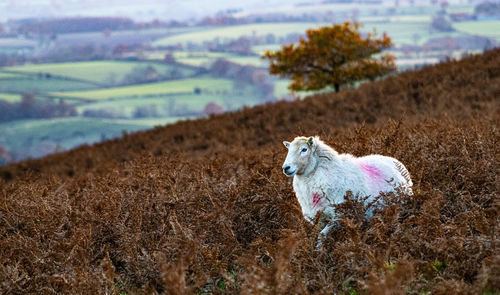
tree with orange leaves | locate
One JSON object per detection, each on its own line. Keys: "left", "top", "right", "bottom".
{"left": 263, "top": 22, "right": 395, "bottom": 92}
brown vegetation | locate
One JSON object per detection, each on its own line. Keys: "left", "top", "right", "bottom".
{"left": 0, "top": 49, "right": 499, "bottom": 294}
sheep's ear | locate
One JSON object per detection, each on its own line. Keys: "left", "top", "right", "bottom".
{"left": 306, "top": 137, "right": 314, "bottom": 146}
{"left": 283, "top": 141, "right": 290, "bottom": 148}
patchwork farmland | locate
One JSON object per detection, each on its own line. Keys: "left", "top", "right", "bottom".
{"left": 0, "top": 0, "right": 498, "bottom": 164}
{"left": 0, "top": 57, "right": 281, "bottom": 162}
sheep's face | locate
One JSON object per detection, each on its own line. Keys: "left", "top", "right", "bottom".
{"left": 282, "top": 136, "right": 315, "bottom": 177}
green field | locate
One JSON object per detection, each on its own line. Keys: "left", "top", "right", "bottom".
{"left": 172, "top": 51, "right": 230, "bottom": 59}
{"left": 0, "top": 93, "right": 22, "bottom": 102}
{"left": 0, "top": 114, "right": 193, "bottom": 161}
{"left": 109, "top": 117, "right": 192, "bottom": 127}
{"left": 0, "top": 118, "right": 150, "bottom": 154}
{"left": 52, "top": 78, "right": 234, "bottom": 100}
{"left": 152, "top": 21, "right": 437, "bottom": 49}
{"left": 362, "top": 21, "right": 430, "bottom": 45}
{"left": 76, "top": 91, "right": 265, "bottom": 117}
{"left": 152, "top": 22, "right": 331, "bottom": 47}
{"left": 4, "top": 61, "right": 197, "bottom": 85}
{"left": 233, "top": 2, "right": 465, "bottom": 18}
{"left": 274, "top": 80, "right": 293, "bottom": 98}
{"left": 56, "top": 26, "right": 199, "bottom": 41}
{"left": 173, "top": 51, "right": 236, "bottom": 67}
{"left": 172, "top": 53, "right": 267, "bottom": 68}
{"left": 453, "top": 20, "right": 500, "bottom": 41}
{"left": 0, "top": 77, "right": 100, "bottom": 94}
{"left": 360, "top": 15, "right": 432, "bottom": 23}
{"left": 148, "top": 49, "right": 275, "bottom": 68}
{"left": 252, "top": 44, "right": 283, "bottom": 55}
{"left": 235, "top": 3, "right": 383, "bottom": 16}
{"left": 176, "top": 56, "right": 213, "bottom": 67}
{"left": 0, "top": 38, "right": 36, "bottom": 48}
{"left": 0, "top": 72, "right": 23, "bottom": 79}
{"left": 446, "top": 4, "right": 475, "bottom": 14}
{"left": 75, "top": 95, "right": 203, "bottom": 115}
{"left": 225, "top": 56, "right": 268, "bottom": 67}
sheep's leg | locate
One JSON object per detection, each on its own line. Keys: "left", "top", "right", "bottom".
{"left": 316, "top": 223, "right": 333, "bottom": 249}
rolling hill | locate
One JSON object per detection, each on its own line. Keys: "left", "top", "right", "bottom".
{"left": 4, "top": 61, "right": 198, "bottom": 86}
{"left": 0, "top": 49, "right": 498, "bottom": 294}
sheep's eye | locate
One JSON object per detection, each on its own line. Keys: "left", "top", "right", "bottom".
{"left": 301, "top": 148, "right": 308, "bottom": 153}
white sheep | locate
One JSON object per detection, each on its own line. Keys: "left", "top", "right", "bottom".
{"left": 282, "top": 136, "right": 413, "bottom": 245}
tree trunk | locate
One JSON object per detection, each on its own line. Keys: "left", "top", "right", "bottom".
{"left": 334, "top": 83, "right": 340, "bottom": 92}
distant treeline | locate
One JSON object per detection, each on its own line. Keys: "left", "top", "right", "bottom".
{"left": 210, "top": 59, "right": 275, "bottom": 100}
{"left": 198, "top": 1, "right": 500, "bottom": 27}
{"left": 17, "top": 17, "right": 135, "bottom": 35}
{"left": 14, "top": 17, "right": 188, "bottom": 35}
{"left": 0, "top": 94, "right": 76, "bottom": 123}
{"left": 474, "top": 1, "right": 500, "bottom": 16}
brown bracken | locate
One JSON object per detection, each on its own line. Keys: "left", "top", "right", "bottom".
{"left": 0, "top": 49, "right": 498, "bottom": 294}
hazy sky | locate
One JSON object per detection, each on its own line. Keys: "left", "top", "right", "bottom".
{"left": 0, "top": 0, "right": 481, "bottom": 22}
{"left": 0, "top": 0, "right": 307, "bottom": 22}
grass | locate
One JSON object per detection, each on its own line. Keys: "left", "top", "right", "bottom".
{"left": 176, "top": 57, "right": 214, "bottom": 67}
{"left": 453, "top": 20, "right": 500, "bottom": 41}
{"left": 151, "top": 21, "right": 438, "bottom": 49}
{"left": 446, "top": 4, "right": 475, "bottom": 14}
{"left": 273, "top": 79, "right": 325, "bottom": 99}
{"left": 0, "top": 117, "right": 148, "bottom": 153}
{"left": 225, "top": 56, "right": 268, "bottom": 67}
{"left": 3, "top": 61, "right": 197, "bottom": 85}
{"left": 0, "top": 93, "right": 21, "bottom": 102}
{"left": 0, "top": 72, "right": 23, "bottom": 79}
{"left": 51, "top": 78, "right": 234, "bottom": 100}
{"left": 360, "top": 15, "right": 432, "bottom": 23}
{"left": 274, "top": 79, "right": 293, "bottom": 98}
{"left": 76, "top": 91, "right": 265, "bottom": 118}
{"left": 149, "top": 50, "right": 272, "bottom": 68}
{"left": 362, "top": 21, "right": 488, "bottom": 46}
{"left": 76, "top": 96, "right": 175, "bottom": 114}
{"left": 0, "top": 116, "right": 191, "bottom": 162}
{"left": 362, "top": 21, "right": 430, "bottom": 45}
{"left": 172, "top": 51, "right": 237, "bottom": 67}
{"left": 234, "top": 3, "right": 384, "bottom": 16}
{"left": 172, "top": 51, "right": 269, "bottom": 68}
{"left": 109, "top": 117, "right": 192, "bottom": 127}
{"left": 253, "top": 44, "right": 284, "bottom": 55}
{"left": 55, "top": 25, "right": 198, "bottom": 40}
{"left": 0, "top": 38, "right": 36, "bottom": 48}
{"left": 172, "top": 51, "right": 230, "bottom": 59}
{"left": 0, "top": 77, "right": 100, "bottom": 94}
{"left": 152, "top": 22, "right": 331, "bottom": 47}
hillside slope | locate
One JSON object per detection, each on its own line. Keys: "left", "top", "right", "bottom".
{"left": 1, "top": 49, "right": 498, "bottom": 181}
{"left": 0, "top": 50, "right": 499, "bottom": 294}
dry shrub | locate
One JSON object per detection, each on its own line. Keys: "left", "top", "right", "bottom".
{"left": 0, "top": 49, "right": 499, "bottom": 294}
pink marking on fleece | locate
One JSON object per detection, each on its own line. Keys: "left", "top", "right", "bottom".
{"left": 312, "top": 192, "right": 321, "bottom": 207}
{"left": 360, "top": 162, "right": 383, "bottom": 181}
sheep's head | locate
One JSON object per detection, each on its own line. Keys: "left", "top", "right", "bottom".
{"left": 282, "top": 136, "right": 317, "bottom": 177}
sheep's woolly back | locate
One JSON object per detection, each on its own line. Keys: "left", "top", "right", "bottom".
{"left": 312, "top": 137, "right": 338, "bottom": 162}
